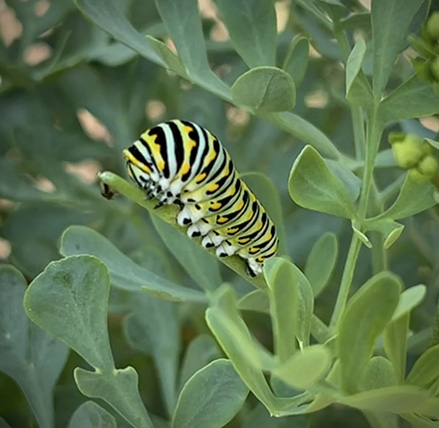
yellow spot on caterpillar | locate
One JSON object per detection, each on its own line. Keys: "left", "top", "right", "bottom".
{"left": 210, "top": 202, "right": 221, "bottom": 210}
{"left": 181, "top": 164, "right": 190, "bottom": 174}
{"left": 157, "top": 160, "right": 165, "bottom": 171}
{"left": 208, "top": 183, "right": 219, "bottom": 192}
{"left": 227, "top": 227, "right": 239, "bottom": 234}
{"left": 184, "top": 126, "right": 193, "bottom": 134}
{"left": 217, "top": 216, "right": 228, "bottom": 224}
{"left": 196, "top": 173, "right": 207, "bottom": 183}
{"left": 188, "top": 139, "right": 197, "bottom": 149}
{"left": 238, "top": 237, "right": 250, "bottom": 244}
{"left": 249, "top": 248, "right": 259, "bottom": 254}
{"left": 123, "top": 150, "right": 151, "bottom": 173}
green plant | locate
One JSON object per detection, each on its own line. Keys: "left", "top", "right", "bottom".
{"left": 1, "top": 0, "right": 439, "bottom": 427}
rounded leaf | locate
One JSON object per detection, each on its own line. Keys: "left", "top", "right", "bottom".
{"left": 232, "top": 67, "right": 296, "bottom": 112}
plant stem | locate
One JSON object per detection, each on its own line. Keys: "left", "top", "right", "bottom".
{"left": 329, "top": 233, "right": 362, "bottom": 329}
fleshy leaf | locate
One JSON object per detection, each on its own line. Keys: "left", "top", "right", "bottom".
{"left": 68, "top": 401, "right": 117, "bottom": 428}
{"left": 232, "top": 67, "right": 296, "bottom": 112}
{"left": 383, "top": 315, "right": 409, "bottom": 383}
{"left": 289, "top": 146, "right": 357, "bottom": 219}
{"left": 338, "top": 272, "right": 402, "bottom": 393}
{"left": 61, "top": 226, "right": 207, "bottom": 303}
{"left": 216, "top": 0, "right": 277, "bottom": 68}
{"left": 406, "top": 345, "right": 439, "bottom": 387}
{"left": 123, "top": 292, "right": 180, "bottom": 416}
{"left": 172, "top": 359, "right": 248, "bottom": 428}
{"left": 24, "top": 256, "right": 114, "bottom": 371}
{"left": 74, "top": 367, "right": 153, "bottom": 428}
{"left": 0, "top": 265, "right": 68, "bottom": 428}
{"left": 282, "top": 36, "right": 309, "bottom": 86}
{"left": 392, "top": 285, "right": 426, "bottom": 321}
{"left": 304, "top": 232, "right": 338, "bottom": 297}
{"left": 272, "top": 345, "right": 331, "bottom": 390}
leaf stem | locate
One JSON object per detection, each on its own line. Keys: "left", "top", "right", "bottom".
{"left": 329, "top": 233, "right": 362, "bottom": 330}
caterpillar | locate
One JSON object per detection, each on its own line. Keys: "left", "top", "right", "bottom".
{"left": 123, "top": 119, "right": 279, "bottom": 277}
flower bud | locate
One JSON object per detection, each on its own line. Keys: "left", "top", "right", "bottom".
{"left": 417, "top": 155, "right": 439, "bottom": 179}
{"left": 390, "top": 134, "right": 427, "bottom": 169}
{"left": 426, "top": 12, "right": 439, "bottom": 42}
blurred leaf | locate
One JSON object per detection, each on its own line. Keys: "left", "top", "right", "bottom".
{"left": 61, "top": 226, "right": 207, "bottom": 303}
{"left": 338, "top": 272, "right": 402, "bottom": 393}
{"left": 384, "top": 315, "right": 409, "bottom": 383}
{"left": 0, "top": 265, "right": 68, "bottom": 428}
{"left": 272, "top": 345, "right": 331, "bottom": 390}
{"left": 392, "top": 284, "right": 426, "bottom": 321}
{"left": 346, "top": 39, "right": 366, "bottom": 97}
{"left": 379, "top": 75, "right": 439, "bottom": 122}
{"left": 172, "top": 359, "right": 248, "bottom": 428}
{"left": 371, "top": 0, "right": 424, "bottom": 98}
{"left": 238, "top": 290, "right": 269, "bottom": 314}
{"left": 123, "top": 292, "right": 180, "bottom": 416}
{"left": 232, "top": 67, "right": 296, "bottom": 112}
{"left": 74, "top": 367, "right": 153, "bottom": 428}
{"left": 179, "top": 335, "right": 221, "bottom": 391}
{"left": 359, "top": 356, "right": 398, "bottom": 391}
{"left": 74, "top": 0, "right": 163, "bottom": 65}
{"left": 154, "top": 0, "right": 230, "bottom": 97}
{"left": 146, "top": 36, "right": 187, "bottom": 76}
{"left": 282, "top": 36, "right": 309, "bottom": 87}
{"left": 242, "top": 172, "right": 287, "bottom": 256}
{"left": 151, "top": 216, "right": 221, "bottom": 292}
{"left": 0, "top": 418, "right": 12, "bottom": 428}
{"left": 288, "top": 146, "right": 357, "bottom": 219}
{"left": 24, "top": 256, "right": 114, "bottom": 370}
{"left": 406, "top": 345, "right": 439, "bottom": 387}
{"left": 304, "top": 232, "right": 338, "bottom": 297}
{"left": 68, "top": 401, "right": 117, "bottom": 428}
{"left": 216, "top": 0, "right": 277, "bottom": 68}
{"left": 339, "top": 385, "right": 428, "bottom": 413}
{"left": 373, "top": 173, "right": 437, "bottom": 220}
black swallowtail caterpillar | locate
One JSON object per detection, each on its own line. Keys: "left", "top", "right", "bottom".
{"left": 123, "top": 119, "right": 279, "bottom": 277}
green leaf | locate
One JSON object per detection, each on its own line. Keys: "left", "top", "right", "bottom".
{"left": 272, "top": 345, "right": 331, "bottom": 390}
{"left": 339, "top": 385, "right": 429, "bottom": 413}
{"left": 179, "top": 335, "right": 221, "bottom": 391}
{"left": 346, "top": 39, "right": 366, "bottom": 98}
{"left": 151, "top": 216, "right": 221, "bottom": 292}
{"left": 68, "top": 401, "right": 117, "bottom": 428}
{"left": 123, "top": 292, "right": 179, "bottom": 417}
{"left": 0, "top": 265, "right": 68, "bottom": 428}
{"left": 0, "top": 418, "right": 12, "bottom": 428}
{"left": 205, "top": 286, "right": 278, "bottom": 411}
{"left": 392, "top": 284, "right": 426, "bottom": 321}
{"left": 282, "top": 36, "right": 309, "bottom": 87}
{"left": 74, "top": 0, "right": 163, "bottom": 66}
{"left": 146, "top": 36, "right": 187, "bottom": 77}
{"left": 265, "top": 258, "right": 298, "bottom": 361}
{"left": 238, "top": 290, "right": 270, "bottom": 314}
{"left": 154, "top": 0, "right": 229, "bottom": 97}
{"left": 413, "top": 398, "right": 439, "bottom": 419}
{"left": 379, "top": 75, "right": 439, "bottom": 123}
{"left": 383, "top": 315, "right": 409, "bottom": 383}
{"left": 406, "top": 345, "right": 439, "bottom": 387}
{"left": 373, "top": 173, "right": 437, "bottom": 221}
{"left": 288, "top": 146, "right": 357, "bottom": 219}
{"left": 74, "top": 367, "right": 153, "bottom": 428}
{"left": 363, "top": 219, "right": 404, "bottom": 249}
{"left": 304, "top": 232, "right": 338, "bottom": 297}
{"left": 61, "top": 226, "right": 207, "bottom": 303}
{"left": 371, "top": 0, "right": 424, "bottom": 98}
{"left": 216, "top": 0, "right": 276, "bottom": 68}
{"left": 359, "top": 356, "right": 398, "bottom": 391}
{"left": 232, "top": 67, "right": 296, "bottom": 112}
{"left": 242, "top": 172, "right": 287, "bottom": 256}
{"left": 338, "top": 272, "right": 402, "bottom": 393}
{"left": 172, "top": 359, "right": 248, "bottom": 428}
{"left": 24, "top": 256, "right": 114, "bottom": 371}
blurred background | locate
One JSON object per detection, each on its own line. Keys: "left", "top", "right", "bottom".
{"left": 0, "top": 0, "right": 439, "bottom": 426}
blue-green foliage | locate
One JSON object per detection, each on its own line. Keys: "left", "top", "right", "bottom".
{"left": 1, "top": 0, "right": 439, "bottom": 427}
